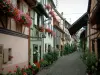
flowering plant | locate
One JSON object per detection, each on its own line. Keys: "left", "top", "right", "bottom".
{"left": 1, "top": 65, "right": 39, "bottom": 75}
{"left": 45, "top": 4, "right": 51, "bottom": 10}
{"left": 49, "top": 11, "right": 55, "bottom": 17}
{"left": 80, "top": 50, "right": 97, "bottom": 74}
{"left": 45, "top": 28, "right": 52, "bottom": 33}
{"left": 0, "top": 0, "right": 32, "bottom": 27}
{"left": 49, "top": 11, "right": 58, "bottom": 22}
{"left": 39, "top": 26, "right": 44, "bottom": 32}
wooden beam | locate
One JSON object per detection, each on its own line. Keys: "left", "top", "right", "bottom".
{"left": 87, "top": 32, "right": 98, "bottom": 37}
{"left": 0, "top": 17, "right": 5, "bottom": 28}
{"left": 5, "top": 14, "right": 8, "bottom": 28}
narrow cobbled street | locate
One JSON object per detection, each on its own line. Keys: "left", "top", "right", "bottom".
{"left": 37, "top": 51, "right": 86, "bottom": 75}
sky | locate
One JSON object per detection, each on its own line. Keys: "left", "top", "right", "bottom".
{"left": 55, "top": 0, "right": 89, "bottom": 24}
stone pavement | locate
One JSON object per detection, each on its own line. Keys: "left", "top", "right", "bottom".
{"left": 36, "top": 51, "right": 86, "bottom": 75}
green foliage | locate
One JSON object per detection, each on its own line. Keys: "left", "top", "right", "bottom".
{"left": 80, "top": 50, "right": 97, "bottom": 73}
{"left": 2, "top": 65, "right": 39, "bottom": 75}
{"left": 40, "top": 60, "right": 49, "bottom": 68}
{"left": 16, "top": 67, "right": 22, "bottom": 75}
{"left": 43, "top": 51, "right": 59, "bottom": 65}
{"left": 63, "top": 44, "right": 76, "bottom": 55}
{"left": 31, "top": 65, "right": 39, "bottom": 73}
{"left": 0, "top": 73, "right": 4, "bottom": 75}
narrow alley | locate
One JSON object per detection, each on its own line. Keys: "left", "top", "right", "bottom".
{"left": 37, "top": 51, "right": 86, "bottom": 75}
{"left": 1, "top": 0, "right": 100, "bottom": 75}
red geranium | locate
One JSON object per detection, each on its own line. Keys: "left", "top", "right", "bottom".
{"left": 34, "top": 62, "right": 40, "bottom": 69}
{"left": 39, "top": 26, "right": 44, "bottom": 32}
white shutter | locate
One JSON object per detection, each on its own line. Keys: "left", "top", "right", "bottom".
{"left": 0, "top": 44, "right": 3, "bottom": 73}
{"left": 4, "top": 49, "right": 8, "bottom": 64}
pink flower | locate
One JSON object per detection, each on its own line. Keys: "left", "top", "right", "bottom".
{"left": 9, "top": 70, "right": 12, "bottom": 73}
{"left": 16, "top": 65, "right": 18, "bottom": 68}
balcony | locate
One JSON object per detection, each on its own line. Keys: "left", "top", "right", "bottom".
{"left": 34, "top": 2, "right": 50, "bottom": 18}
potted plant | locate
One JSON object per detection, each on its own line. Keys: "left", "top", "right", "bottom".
{"left": 81, "top": 50, "right": 97, "bottom": 75}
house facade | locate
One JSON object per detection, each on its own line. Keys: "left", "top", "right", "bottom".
{"left": 87, "top": 0, "right": 100, "bottom": 59}
{"left": 0, "top": 0, "right": 35, "bottom": 73}
{"left": 50, "top": 4, "right": 71, "bottom": 55}
{"left": 30, "top": 0, "right": 54, "bottom": 65}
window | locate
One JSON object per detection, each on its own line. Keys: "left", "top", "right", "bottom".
{"left": 48, "top": 45, "right": 51, "bottom": 52}
{"left": 56, "top": 45, "right": 59, "bottom": 49}
{"left": 3, "top": 48, "right": 12, "bottom": 64}
{"left": 0, "top": 45, "right": 3, "bottom": 54}
{"left": 8, "top": 48, "right": 12, "bottom": 61}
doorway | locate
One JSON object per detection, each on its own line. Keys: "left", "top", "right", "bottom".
{"left": 33, "top": 44, "right": 38, "bottom": 63}
{"left": 39, "top": 45, "right": 41, "bottom": 60}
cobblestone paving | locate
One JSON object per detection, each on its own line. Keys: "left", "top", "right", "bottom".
{"left": 36, "top": 51, "right": 86, "bottom": 75}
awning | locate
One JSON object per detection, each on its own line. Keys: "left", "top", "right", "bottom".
{"left": 24, "top": 0, "right": 37, "bottom": 7}
{"left": 68, "top": 12, "right": 88, "bottom": 35}
{"left": 34, "top": 2, "right": 50, "bottom": 18}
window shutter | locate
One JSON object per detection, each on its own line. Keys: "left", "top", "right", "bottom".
{"left": 4, "top": 49, "right": 8, "bottom": 64}
{"left": 0, "top": 44, "right": 3, "bottom": 73}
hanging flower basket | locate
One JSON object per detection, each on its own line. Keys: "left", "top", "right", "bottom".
{"left": 45, "top": 4, "right": 51, "bottom": 10}
{"left": 49, "top": 11, "right": 58, "bottom": 22}
{"left": 39, "top": 26, "right": 44, "bottom": 32}
{"left": 49, "top": 11, "right": 55, "bottom": 17}
{"left": 45, "top": 28, "right": 52, "bottom": 33}
{"left": 0, "top": 0, "right": 32, "bottom": 27}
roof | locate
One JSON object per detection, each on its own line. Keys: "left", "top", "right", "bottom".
{"left": 68, "top": 12, "right": 88, "bottom": 35}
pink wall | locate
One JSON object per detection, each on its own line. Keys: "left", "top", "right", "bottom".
{"left": 0, "top": 33, "right": 28, "bottom": 74}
